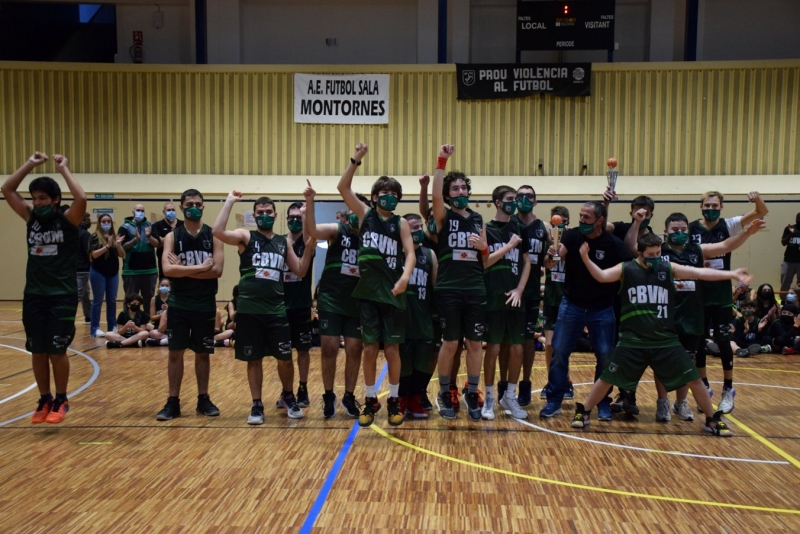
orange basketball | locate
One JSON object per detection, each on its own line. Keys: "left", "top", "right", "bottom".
{"left": 551, "top": 214, "right": 563, "bottom": 226}
{"left": 607, "top": 157, "right": 618, "bottom": 168}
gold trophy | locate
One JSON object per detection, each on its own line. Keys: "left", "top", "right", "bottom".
{"left": 550, "top": 214, "right": 564, "bottom": 260}
{"left": 606, "top": 157, "right": 619, "bottom": 200}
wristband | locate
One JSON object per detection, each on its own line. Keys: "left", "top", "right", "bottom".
{"left": 350, "top": 157, "right": 361, "bottom": 166}
{"left": 480, "top": 246, "right": 489, "bottom": 256}
{"left": 436, "top": 157, "right": 448, "bottom": 170}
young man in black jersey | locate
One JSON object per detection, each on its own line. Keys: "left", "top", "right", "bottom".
{"left": 3, "top": 152, "right": 86, "bottom": 424}
{"left": 338, "top": 143, "right": 416, "bottom": 428}
{"left": 571, "top": 233, "right": 751, "bottom": 437}
{"left": 156, "top": 189, "right": 224, "bottom": 421}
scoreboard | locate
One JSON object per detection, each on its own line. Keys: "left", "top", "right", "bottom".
{"left": 517, "top": 0, "right": 616, "bottom": 51}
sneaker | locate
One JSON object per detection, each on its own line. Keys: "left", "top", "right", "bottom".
{"left": 697, "top": 384, "right": 714, "bottom": 413}
{"left": 622, "top": 390, "right": 640, "bottom": 415}
{"left": 704, "top": 410, "right": 733, "bottom": 437}
{"left": 106, "top": 341, "right": 122, "bottom": 349}
{"left": 418, "top": 391, "right": 433, "bottom": 411}
{"left": 747, "top": 344, "right": 761, "bottom": 356}
{"left": 405, "top": 394, "right": 429, "bottom": 419}
{"left": 156, "top": 398, "right": 181, "bottom": 420}
{"left": 247, "top": 404, "right": 265, "bottom": 425}
{"left": 782, "top": 347, "right": 797, "bottom": 355}
{"left": 539, "top": 384, "right": 548, "bottom": 400}
{"left": 280, "top": 393, "right": 304, "bottom": 419}
{"left": 196, "top": 394, "right": 220, "bottom": 416}
{"left": 760, "top": 344, "right": 772, "bottom": 354}
{"left": 464, "top": 392, "right": 481, "bottom": 422}
{"left": 94, "top": 329, "right": 106, "bottom": 338}
{"left": 610, "top": 390, "right": 626, "bottom": 413}
{"left": 481, "top": 391, "right": 495, "bottom": 420}
{"left": 436, "top": 390, "right": 456, "bottom": 420}
{"left": 322, "top": 392, "right": 337, "bottom": 419}
{"left": 341, "top": 392, "right": 360, "bottom": 418}
{"left": 358, "top": 397, "right": 381, "bottom": 427}
{"left": 44, "top": 398, "right": 69, "bottom": 423}
{"left": 597, "top": 397, "right": 612, "bottom": 421}
{"left": 497, "top": 380, "right": 507, "bottom": 401}
{"left": 500, "top": 393, "right": 528, "bottom": 419}
{"left": 84, "top": 317, "right": 91, "bottom": 325}
{"left": 517, "top": 380, "right": 532, "bottom": 407}
{"left": 571, "top": 403, "right": 590, "bottom": 428}
{"left": 461, "top": 383, "right": 485, "bottom": 408}
{"left": 296, "top": 384, "right": 310, "bottom": 408}
{"left": 564, "top": 381, "right": 575, "bottom": 400}
{"left": 145, "top": 338, "right": 162, "bottom": 347}
{"left": 672, "top": 399, "right": 694, "bottom": 421}
{"left": 706, "top": 341, "right": 720, "bottom": 355}
{"left": 449, "top": 386, "right": 461, "bottom": 413}
{"left": 539, "top": 400, "right": 562, "bottom": 418}
{"left": 718, "top": 387, "right": 736, "bottom": 414}
{"left": 386, "top": 396, "right": 404, "bottom": 426}
{"left": 655, "top": 398, "right": 671, "bottom": 422}
{"left": 735, "top": 347, "right": 750, "bottom": 358}
{"left": 31, "top": 397, "right": 53, "bottom": 424}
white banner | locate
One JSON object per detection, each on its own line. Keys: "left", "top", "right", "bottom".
{"left": 294, "top": 73, "right": 390, "bottom": 125}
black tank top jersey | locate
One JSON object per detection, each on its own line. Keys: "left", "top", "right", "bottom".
{"left": 352, "top": 208, "right": 406, "bottom": 308}
{"left": 238, "top": 231, "right": 288, "bottom": 316}
{"left": 660, "top": 243, "right": 705, "bottom": 336}
{"left": 405, "top": 245, "right": 435, "bottom": 339}
{"left": 484, "top": 219, "right": 529, "bottom": 311}
{"left": 25, "top": 210, "right": 79, "bottom": 296}
{"left": 618, "top": 260, "right": 680, "bottom": 348}
{"left": 689, "top": 218, "right": 733, "bottom": 306}
{"left": 317, "top": 223, "right": 361, "bottom": 317}
{"left": 283, "top": 235, "right": 313, "bottom": 310}
{"left": 435, "top": 208, "right": 485, "bottom": 293}
{"left": 169, "top": 224, "right": 218, "bottom": 312}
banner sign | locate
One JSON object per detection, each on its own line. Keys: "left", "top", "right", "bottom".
{"left": 456, "top": 63, "right": 591, "bottom": 100}
{"left": 294, "top": 73, "right": 390, "bottom": 124}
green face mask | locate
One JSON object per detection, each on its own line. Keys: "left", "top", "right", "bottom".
{"left": 348, "top": 213, "right": 359, "bottom": 230}
{"left": 668, "top": 231, "right": 689, "bottom": 246}
{"left": 33, "top": 205, "right": 53, "bottom": 219}
{"left": 411, "top": 230, "right": 425, "bottom": 244}
{"left": 287, "top": 220, "right": 303, "bottom": 234}
{"left": 427, "top": 219, "right": 437, "bottom": 234}
{"left": 377, "top": 194, "right": 398, "bottom": 212}
{"left": 501, "top": 200, "right": 517, "bottom": 216}
{"left": 702, "top": 209, "right": 721, "bottom": 222}
{"left": 256, "top": 214, "right": 275, "bottom": 230}
{"left": 637, "top": 218, "right": 651, "bottom": 228}
{"left": 643, "top": 256, "right": 662, "bottom": 269}
{"left": 183, "top": 206, "right": 203, "bottom": 221}
{"left": 579, "top": 222, "right": 596, "bottom": 235}
{"left": 450, "top": 196, "right": 469, "bottom": 210}
{"left": 516, "top": 196, "right": 533, "bottom": 214}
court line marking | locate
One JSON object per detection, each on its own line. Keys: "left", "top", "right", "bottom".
{"left": 0, "top": 344, "right": 39, "bottom": 404}
{"left": 299, "top": 362, "right": 389, "bottom": 534}
{"left": 370, "top": 424, "right": 800, "bottom": 515}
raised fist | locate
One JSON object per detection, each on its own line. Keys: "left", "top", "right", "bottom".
{"left": 439, "top": 144, "right": 455, "bottom": 159}
{"left": 28, "top": 152, "right": 48, "bottom": 166}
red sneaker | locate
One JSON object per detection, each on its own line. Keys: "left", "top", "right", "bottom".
{"left": 405, "top": 394, "right": 430, "bottom": 419}
{"left": 45, "top": 398, "right": 69, "bottom": 424}
{"left": 31, "top": 397, "right": 52, "bottom": 424}
{"left": 449, "top": 385, "right": 461, "bottom": 413}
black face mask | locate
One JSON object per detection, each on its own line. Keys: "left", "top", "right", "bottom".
{"left": 761, "top": 291, "right": 773, "bottom": 299}
{"left": 782, "top": 315, "right": 795, "bottom": 325}
{"left": 130, "top": 304, "right": 141, "bottom": 313}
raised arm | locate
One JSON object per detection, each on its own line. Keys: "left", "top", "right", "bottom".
{"left": 602, "top": 186, "right": 617, "bottom": 232}
{"left": 51, "top": 155, "right": 86, "bottom": 227}
{"left": 579, "top": 242, "right": 623, "bottom": 283}
{"left": 702, "top": 219, "right": 765, "bottom": 257}
{"left": 286, "top": 235, "right": 315, "bottom": 277}
{"left": 432, "top": 144, "right": 453, "bottom": 232}
{"left": 212, "top": 191, "right": 250, "bottom": 248}
{"left": 337, "top": 144, "right": 370, "bottom": 221}
{"left": 672, "top": 263, "right": 751, "bottom": 285}
{"left": 418, "top": 173, "right": 431, "bottom": 218}
{"left": 740, "top": 191, "right": 768, "bottom": 227}
{"left": 303, "top": 179, "right": 339, "bottom": 241}
{"left": 2, "top": 152, "right": 48, "bottom": 221}
{"left": 624, "top": 208, "right": 647, "bottom": 256}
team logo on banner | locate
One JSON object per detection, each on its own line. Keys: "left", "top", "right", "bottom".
{"left": 462, "top": 70, "right": 476, "bottom": 86}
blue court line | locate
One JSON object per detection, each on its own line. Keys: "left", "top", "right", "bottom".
{"left": 299, "top": 362, "right": 389, "bottom": 533}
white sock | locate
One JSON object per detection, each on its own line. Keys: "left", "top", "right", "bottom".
{"left": 365, "top": 384, "right": 376, "bottom": 398}
{"left": 160, "top": 338, "right": 168, "bottom": 346}
{"left": 507, "top": 383, "right": 517, "bottom": 396}
{"left": 485, "top": 385, "right": 494, "bottom": 397}
{"left": 388, "top": 383, "right": 399, "bottom": 398}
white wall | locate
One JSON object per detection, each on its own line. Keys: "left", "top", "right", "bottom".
{"left": 207, "top": 0, "right": 242, "bottom": 64}
{"left": 115, "top": 5, "right": 191, "bottom": 64}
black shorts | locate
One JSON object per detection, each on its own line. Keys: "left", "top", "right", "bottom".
{"left": 287, "top": 307, "right": 314, "bottom": 352}
{"left": 525, "top": 299, "right": 541, "bottom": 340}
{"left": 435, "top": 289, "right": 486, "bottom": 342}
{"left": 400, "top": 338, "right": 437, "bottom": 377}
{"left": 23, "top": 294, "right": 77, "bottom": 355}
{"left": 360, "top": 300, "right": 405, "bottom": 345}
{"left": 235, "top": 313, "right": 292, "bottom": 362}
{"left": 166, "top": 307, "right": 216, "bottom": 355}
{"left": 318, "top": 309, "right": 362, "bottom": 340}
{"left": 486, "top": 309, "right": 526, "bottom": 345}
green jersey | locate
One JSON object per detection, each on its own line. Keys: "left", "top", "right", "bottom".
{"left": 317, "top": 223, "right": 361, "bottom": 317}
{"left": 352, "top": 208, "right": 406, "bottom": 309}
{"left": 661, "top": 243, "right": 705, "bottom": 336}
{"left": 435, "top": 208, "right": 485, "bottom": 293}
{"left": 25, "top": 210, "right": 79, "bottom": 296}
{"left": 237, "top": 231, "right": 288, "bottom": 316}
{"left": 283, "top": 235, "right": 313, "bottom": 310}
{"left": 169, "top": 224, "right": 218, "bottom": 312}
{"left": 119, "top": 216, "right": 158, "bottom": 275}
{"left": 618, "top": 260, "right": 681, "bottom": 349}
{"left": 544, "top": 258, "right": 566, "bottom": 307}
{"left": 518, "top": 216, "right": 548, "bottom": 301}
{"left": 405, "top": 245, "right": 435, "bottom": 340}
{"left": 484, "top": 219, "right": 529, "bottom": 311}
{"left": 689, "top": 219, "right": 733, "bottom": 307}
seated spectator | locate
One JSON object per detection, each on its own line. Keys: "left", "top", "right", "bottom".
{"left": 214, "top": 285, "right": 237, "bottom": 347}
{"left": 105, "top": 293, "right": 152, "bottom": 348}
{"left": 783, "top": 287, "right": 798, "bottom": 306}
{"left": 150, "top": 279, "right": 171, "bottom": 326}
{"left": 731, "top": 299, "right": 770, "bottom": 357}
{"left": 732, "top": 281, "right": 750, "bottom": 316}
{"left": 754, "top": 283, "right": 779, "bottom": 321}
{"left": 145, "top": 307, "right": 169, "bottom": 347}
{"left": 769, "top": 304, "right": 800, "bottom": 355}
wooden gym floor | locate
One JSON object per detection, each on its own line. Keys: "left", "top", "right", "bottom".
{"left": 1, "top": 302, "right": 799, "bottom": 533}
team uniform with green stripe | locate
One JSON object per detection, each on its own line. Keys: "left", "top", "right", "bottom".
{"left": 484, "top": 219, "right": 529, "bottom": 345}
{"left": 661, "top": 243, "right": 706, "bottom": 348}
{"left": 519, "top": 217, "right": 548, "bottom": 339}
{"left": 688, "top": 219, "right": 733, "bottom": 307}
{"left": 434, "top": 208, "right": 486, "bottom": 342}
{"left": 600, "top": 260, "right": 700, "bottom": 392}
{"left": 234, "top": 231, "right": 292, "bottom": 361}
{"left": 400, "top": 245, "right": 437, "bottom": 377}
{"left": 317, "top": 223, "right": 362, "bottom": 339}
{"left": 23, "top": 210, "right": 80, "bottom": 354}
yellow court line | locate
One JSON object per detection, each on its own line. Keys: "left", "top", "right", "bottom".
{"left": 369, "top": 425, "right": 800, "bottom": 514}
{"left": 712, "top": 404, "right": 800, "bottom": 471}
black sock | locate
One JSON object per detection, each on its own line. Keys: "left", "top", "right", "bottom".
{"left": 40, "top": 393, "right": 53, "bottom": 401}
{"left": 168, "top": 396, "right": 179, "bottom": 402}
{"left": 701, "top": 377, "right": 710, "bottom": 387}
{"left": 324, "top": 389, "right": 333, "bottom": 396}
{"left": 723, "top": 379, "right": 733, "bottom": 390}
{"left": 253, "top": 399, "right": 263, "bottom": 407}
{"left": 399, "top": 375, "right": 412, "bottom": 397}
{"left": 299, "top": 381, "right": 307, "bottom": 388}
{"left": 344, "top": 390, "right": 354, "bottom": 397}
{"left": 282, "top": 390, "right": 292, "bottom": 397}
{"left": 198, "top": 393, "right": 209, "bottom": 400}
{"left": 55, "top": 392, "right": 68, "bottom": 402}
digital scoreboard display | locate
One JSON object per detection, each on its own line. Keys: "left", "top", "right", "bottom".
{"left": 517, "top": 0, "right": 616, "bottom": 51}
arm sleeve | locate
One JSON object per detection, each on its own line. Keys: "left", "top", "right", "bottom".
{"left": 726, "top": 216, "right": 744, "bottom": 236}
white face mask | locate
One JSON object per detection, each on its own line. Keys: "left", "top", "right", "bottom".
{"left": 134, "top": 210, "right": 145, "bottom": 222}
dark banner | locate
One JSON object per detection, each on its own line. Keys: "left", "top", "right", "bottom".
{"left": 456, "top": 63, "right": 591, "bottom": 100}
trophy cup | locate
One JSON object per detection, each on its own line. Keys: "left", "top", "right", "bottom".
{"left": 606, "top": 157, "right": 619, "bottom": 201}
{"left": 550, "top": 214, "right": 563, "bottom": 261}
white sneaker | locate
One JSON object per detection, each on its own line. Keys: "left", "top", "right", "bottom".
{"left": 247, "top": 405, "right": 265, "bottom": 425}
{"left": 718, "top": 388, "right": 736, "bottom": 414}
{"left": 481, "top": 391, "right": 495, "bottom": 420}
{"left": 655, "top": 398, "right": 671, "bottom": 422}
{"left": 279, "top": 395, "right": 305, "bottom": 419}
{"left": 94, "top": 329, "right": 106, "bottom": 338}
{"left": 499, "top": 393, "right": 528, "bottom": 419}
{"left": 672, "top": 399, "right": 694, "bottom": 421}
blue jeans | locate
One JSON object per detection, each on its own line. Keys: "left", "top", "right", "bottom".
{"left": 90, "top": 267, "right": 119, "bottom": 334}
{"left": 547, "top": 297, "right": 616, "bottom": 403}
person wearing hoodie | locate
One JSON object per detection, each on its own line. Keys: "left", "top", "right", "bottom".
{"left": 769, "top": 303, "right": 800, "bottom": 355}
{"left": 119, "top": 203, "right": 160, "bottom": 313}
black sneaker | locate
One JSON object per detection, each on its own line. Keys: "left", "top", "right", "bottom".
{"left": 610, "top": 390, "right": 626, "bottom": 413}
{"left": 517, "top": 380, "right": 532, "bottom": 407}
{"left": 145, "top": 338, "right": 162, "bottom": 347}
{"left": 341, "top": 392, "right": 360, "bottom": 418}
{"left": 358, "top": 397, "right": 381, "bottom": 427}
{"left": 386, "top": 396, "right": 404, "bottom": 426}
{"left": 436, "top": 390, "right": 456, "bottom": 420}
{"left": 571, "top": 402, "right": 591, "bottom": 428}
{"left": 196, "top": 394, "right": 220, "bottom": 417}
{"left": 106, "top": 341, "right": 122, "bottom": 349}
{"left": 280, "top": 393, "right": 305, "bottom": 419}
{"left": 464, "top": 392, "right": 481, "bottom": 422}
{"left": 297, "top": 384, "right": 310, "bottom": 408}
{"left": 322, "top": 392, "right": 337, "bottom": 419}
{"left": 247, "top": 404, "right": 265, "bottom": 425}
{"left": 156, "top": 397, "right": 181, "bottom": 421}
{"left": 622, "top": 390, "right": 639, "bottom": 416}
{"left": 418, "top": 391, "right": 433, "bottom": 411}
{"left": 497, "top": 380, "right": 508, "bottom": 401}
